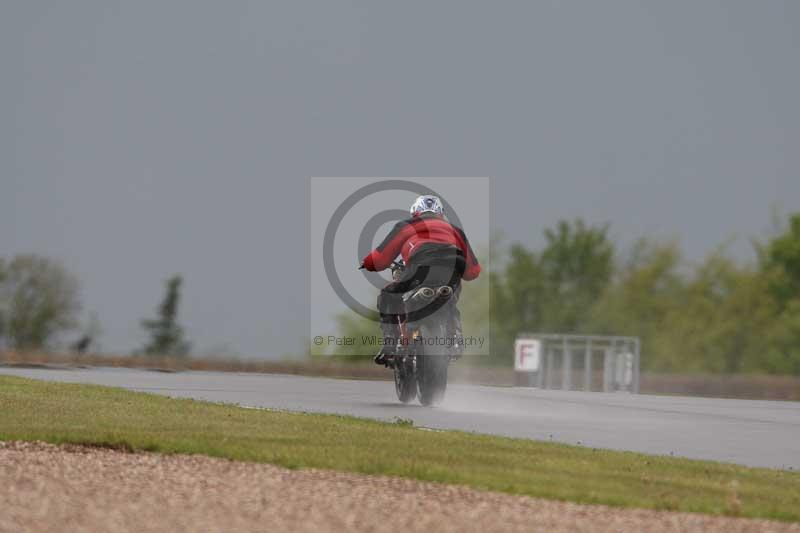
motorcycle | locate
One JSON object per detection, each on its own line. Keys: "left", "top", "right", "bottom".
{"left": 385, "top": 259, "right": 461, "bottom": 406}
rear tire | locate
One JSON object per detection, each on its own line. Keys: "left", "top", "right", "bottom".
{"left": 416, "top": 323, "right": 449, "bottom": 406}
{"left": 394, "top": 356, "right": 417, "bottom": 403}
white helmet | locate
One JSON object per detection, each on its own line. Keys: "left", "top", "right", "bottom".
{"left": 410, "top": 195, "right": 444, "bottom": 216}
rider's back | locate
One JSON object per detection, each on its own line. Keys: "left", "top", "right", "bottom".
{"left": 362, "top": 213, "right": 481, "bottom": 280}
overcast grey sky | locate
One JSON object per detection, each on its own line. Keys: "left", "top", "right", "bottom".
{"left": 3, "top": 1, "right": 799, "bottom": 358}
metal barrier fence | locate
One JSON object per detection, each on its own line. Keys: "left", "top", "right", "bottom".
{"left": 514, "top": 333, "right": 640, "bottom": 393}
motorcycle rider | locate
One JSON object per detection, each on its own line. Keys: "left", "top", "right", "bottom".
{"left": 360, "top": 195, "right": 481, "bottom": 365}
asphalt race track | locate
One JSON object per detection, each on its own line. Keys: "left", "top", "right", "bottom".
{"left": 2, "top": 367, "right": 798, "bottom": 470}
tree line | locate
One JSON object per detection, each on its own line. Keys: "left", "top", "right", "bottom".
{"left": 486, "top": 213, "right": 800, "bottom": 374}
{"left": 4, "top": 212, "right": 799, "bottom": 374}
{"left": 0, "top": 258, "right": 188, "bottom": 357}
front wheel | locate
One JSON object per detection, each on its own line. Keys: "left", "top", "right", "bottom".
{"left": 416, "top": 323, "right": 449, "bottom": 406}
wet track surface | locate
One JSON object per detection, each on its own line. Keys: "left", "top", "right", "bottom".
{"left": 2, "top": 367, "right": 799, "bottom": 470}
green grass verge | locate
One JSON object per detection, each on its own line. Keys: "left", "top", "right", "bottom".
{"left": 1, "top": 375, "right": 798, "bottom": 522}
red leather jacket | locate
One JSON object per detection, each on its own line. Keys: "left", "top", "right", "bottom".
{"left": 361, "top": 213, "right": 481, "bottom": 281}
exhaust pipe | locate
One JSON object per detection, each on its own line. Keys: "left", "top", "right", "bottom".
{"left": 436, "top": 285, "right": 453, "bottom": 297}
{"left": 414, "top": 287, "right": 436, "bottom": 299}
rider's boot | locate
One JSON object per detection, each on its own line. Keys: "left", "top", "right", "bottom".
{"left": 374, "top": 320, "right": 400, "bottom": 366}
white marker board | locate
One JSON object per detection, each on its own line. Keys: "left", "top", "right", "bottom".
{"left": 514, "top": 339, "right": 541, "bottom": 372}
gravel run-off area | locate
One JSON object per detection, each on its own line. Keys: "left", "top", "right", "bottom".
{"left": 1, "top": 441, "right": 797, "bottom": 533}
